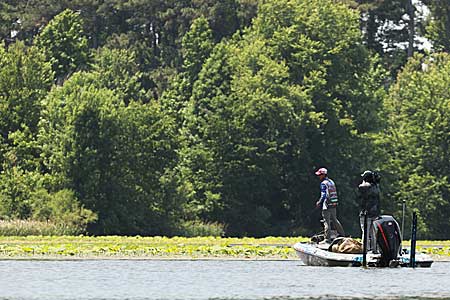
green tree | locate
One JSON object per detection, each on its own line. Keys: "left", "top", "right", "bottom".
{"left": 161, "top": 16, "right": 215, "bottom": 123}
{"left": 0, "top": 164, "right": 37, "bottom": 218}
{"left": 1, "top": 0, "right": 256, "bottom": 100}
{"left": 38, "top": 72, "right": 123, "bottom": 232}
{"left": 178, "top": 43, "right": 233, "bottom": 225}
{"left": 0, "top": 1, "right": 18, "bottom": 44}
{"left": 34, "top": 9, "right": 89, "bottom": 84}
{"left": 0, "top": 42, "right": 53, "bottom": 143}
{"left": 380, "top": 53, "right": 450, "bottom": 239}
{"left": 182, "top": 17, "right": 214, "bottom": 84}
{"left": 39, "top": 71, "right": 180, "bottom": 234}
{"left": 112, "top": 101, "right": 181, "bottom": 234}
{"left": 0, "top": 41, "right": 53, "bottom": 184}
{"left": 0, "top": 0, "right": 65, "bottom": 44}
{"left": 196, "top": 0, "right": 241, "bottom": 41}
{"left": 342, "top": 0, "right": 427, "bottom": 77}
{"left": 92, "top": 47, "right": 146, "bottom": 105}
{"left": 423, "top": 0, "right": 450, "bottom": 52}
{"left": 181, "top": 0, "right": 386, "bottom": 236}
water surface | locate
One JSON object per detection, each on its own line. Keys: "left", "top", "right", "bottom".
{"left": 0, "top": 260, "right": 449, "bottom": 300}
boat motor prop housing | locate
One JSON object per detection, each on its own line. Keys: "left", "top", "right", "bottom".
{"left": 373, "top": 215, "right": 402, "bottom": 267}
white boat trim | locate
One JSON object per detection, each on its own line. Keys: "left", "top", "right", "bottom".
{"left": 293, "top": 242, "right": 433, "bottom": 267}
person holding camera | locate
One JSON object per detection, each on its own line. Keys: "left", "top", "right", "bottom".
{"left": 358, "top": 170, "right": 381, "bottom": 252}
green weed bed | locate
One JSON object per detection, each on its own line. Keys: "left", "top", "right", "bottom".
{"left": 0, "top": 236, "right": 305, "bottom": 259}
{"left": 0, "top": 236, "right": 448, "bottom": 259}
{"left": 406, "top": 240, "right": 450, "bottom": 257}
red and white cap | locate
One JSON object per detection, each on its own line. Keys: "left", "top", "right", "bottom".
{"left": 315, "top": 167, "right": 327, "bottom": 176}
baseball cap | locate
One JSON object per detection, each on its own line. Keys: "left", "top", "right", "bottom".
{"left": 315, "top": 167, "right": 327, "bottom": 176}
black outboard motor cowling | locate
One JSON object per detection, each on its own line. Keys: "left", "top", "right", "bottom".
{"left": 373, "top": 215, "right": 402, "bottom": 267}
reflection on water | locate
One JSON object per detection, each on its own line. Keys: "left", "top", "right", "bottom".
{"left": 0, "top": 260, "right": 449, "bottom": 300}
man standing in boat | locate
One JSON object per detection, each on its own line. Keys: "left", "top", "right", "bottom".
{"left": 315, "top": 167, "right": 345, "bottom": 243}
{"left": 358, "top": 170, "right": 381, "bottom": 252}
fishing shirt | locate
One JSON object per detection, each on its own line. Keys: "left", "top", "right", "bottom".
{"left": 318, "top": 178, "right": 338, "bottom": 210}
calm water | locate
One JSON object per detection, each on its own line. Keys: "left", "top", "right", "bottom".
{"left": 0, "top": 260, "right": 449, "bottom": 300}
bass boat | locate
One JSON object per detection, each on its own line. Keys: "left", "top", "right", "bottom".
{"left": 293, "top": 215, "right": 433, "bottom": 267}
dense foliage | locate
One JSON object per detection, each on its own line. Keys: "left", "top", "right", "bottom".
{"left": 0, "top": 0, "right": 449, "bottom": 238}
{"left": 379, "top": 53, "right": 450, "bottom": 239}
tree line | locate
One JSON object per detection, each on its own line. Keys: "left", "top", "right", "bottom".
{"left": 0, "top": 0, "right": 449, "bottom": 238}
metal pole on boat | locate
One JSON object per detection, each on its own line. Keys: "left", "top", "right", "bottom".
{"left": 410, "top": 211, "right": 417, "bottom": 268}
{"left": 401, "top": 200, "right": 406, "bottom": 240}
{"left": 362, "top": 210, "right": 368, "bottom": 267}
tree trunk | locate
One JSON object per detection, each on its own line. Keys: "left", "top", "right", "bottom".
{"left": 407, "top": 0, "right": 415, "bottom": 57}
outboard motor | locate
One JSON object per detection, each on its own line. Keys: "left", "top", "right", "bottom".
{"left": 373, "top": 215, "right": 402, "bottom": 267}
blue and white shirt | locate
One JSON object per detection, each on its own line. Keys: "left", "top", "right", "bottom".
{"left": 318, "top": 178, "right": 338, "bottom": 210}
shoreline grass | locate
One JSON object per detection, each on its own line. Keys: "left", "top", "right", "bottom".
{"left": 0, "top": 236, "right": 449, "bottom": 260}
{"left": 0, "top": 220, "right": 83, "bottom": 236}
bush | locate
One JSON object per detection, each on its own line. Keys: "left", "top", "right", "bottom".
{"left": 0, "top": 166, "right": 38, "bottom": 219}
{"left": 177, "top": 220, "right": 226, "bottom": 237}
{"left": 30, "top": 189, "right": 97, "bottom": 233}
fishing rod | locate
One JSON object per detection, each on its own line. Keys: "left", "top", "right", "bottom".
{"left": 410, "top": 211, "right": 417, "bottom": 268}
{"left": 401, "top": 200, "right": 406, "bottom": 241}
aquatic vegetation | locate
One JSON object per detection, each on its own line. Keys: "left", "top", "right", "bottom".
{"left": 0, "top": 236, "right": 306, "bottom": 258}
{"left": 401, "top": 240, "right": 450, "bottom": 256}
{"left": 413, "top": 242, "right": 450, "bottom": 257}
{"left": 0, "top": 236, "right": 448, "bottom": 259}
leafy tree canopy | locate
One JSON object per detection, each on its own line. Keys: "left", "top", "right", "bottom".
{"left": 381, "top": 53, "right": 450, "bottom": 239}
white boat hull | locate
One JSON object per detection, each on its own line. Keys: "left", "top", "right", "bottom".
{"left": 293, "top": 242, "right": 433, "bottom": 267}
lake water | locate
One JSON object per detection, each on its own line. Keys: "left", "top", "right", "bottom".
{"left": 0, "top": 260, "right": 449, "bottom": 300}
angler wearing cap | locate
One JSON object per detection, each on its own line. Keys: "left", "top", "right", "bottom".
{"left": 315, "top": 167, "right": 345, "bottom": 243}
{"left": 358, "top": 170, "right": 381, "bottom": 252}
